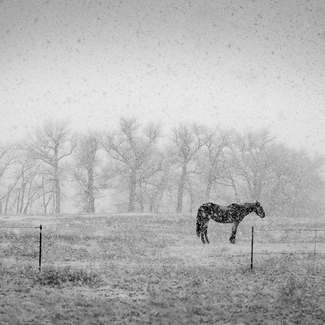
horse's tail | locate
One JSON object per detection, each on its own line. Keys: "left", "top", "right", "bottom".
{"left": 196, "top": 206, "right": 202, "bottom": 237}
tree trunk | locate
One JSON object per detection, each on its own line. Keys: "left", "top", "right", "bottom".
{"left": 19, "top": 182, "right": 27, "bottom": 214}
{"left": 245, "top": 176, "right": 253, "bottom": 201}
{"left": 176, "top": 164, "right": 187, "bottom": 213}
{"left": 52, "top": 183, "right": 56, "bottom": 214}
{"left": 16, "top": 188, "right": 21, "bottom": 215}
{"left": 188, "top": 186, "right": 194, "bottom": 213}
{"left": 253, "top": 175, "right": 263, "bottom": 201}
{"left": 23, "top": 178, "right": 34, "bottom": 214}
{"left": 128, "top": 171, "right": 137, "bottom": 212}
{"left": 149, "top": 186, "right": 157, "bottom": 213}
{"left": 44, "top": 194, "right": 52, "bottom": 214}
{"left": 155, "top": 183, "right": 166, "bottom": 213}
{"left": 205, "top": 179, "right": 213, "bottom": 202}
{"left": 86, "top": 167, "right": 95, "bottom": 213}
{"left": 54, "top": 161, "right": 60, "bottom": 214}
{"left": 5, "top": 186, "right": 13, "bottom": 214}
{"left": 230, "top": 176, "right": 239, "bottom": 202}
{"left": 42, "top": 177, "right": 47, "bottom": 214}
{"left": 23, "top": 203, "right": 29, "bottom": 214}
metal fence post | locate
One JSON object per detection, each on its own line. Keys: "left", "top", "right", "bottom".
{"left": 39, "top": 225, "right": 42, "bottom": 271}
{"left": 251, "top": 226, "right": 254, "bottom": 270}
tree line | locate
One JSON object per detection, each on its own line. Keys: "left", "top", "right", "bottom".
{"left": 0, "top": 117, "right": 324, "bottom": 217}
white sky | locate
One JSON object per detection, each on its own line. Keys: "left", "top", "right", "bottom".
{"left": 1, "top": 0, "right": 325, "bottom": 154}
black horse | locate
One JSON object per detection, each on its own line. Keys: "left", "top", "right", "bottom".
{"left": 196, "top": 201, "right": 265, "bottom": 244}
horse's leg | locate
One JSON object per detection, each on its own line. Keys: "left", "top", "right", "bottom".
{"left": 229, "top": 221, "right": 239, "bottom": 244}
{"left": 197, "top": 208, "right": 204, "bottom": 243}
{"left": 200, "top": 221, "right": 210, "bottom": 244}
{"left": 204, "top": 225, "right": 210, "bottom": 244}
{"left": 200, "top": 225, "right": 206, "bottom": 244}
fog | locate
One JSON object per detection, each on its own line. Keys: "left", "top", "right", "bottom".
{"left": 1, "top": 1, "right": 325, "bottom": 214}
{"left": 0, "top": 118, "right": 323, "bottom": 216}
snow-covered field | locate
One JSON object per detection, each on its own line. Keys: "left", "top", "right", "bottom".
{"left": 1, "top": 213, "right": 325, "bottom": 324}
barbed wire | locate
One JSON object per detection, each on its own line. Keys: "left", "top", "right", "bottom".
{"left": 254, "top": 228, "right": 325, "bottom": 232}
{"left": 252, "top": 252, "right": 325, "bottom": 255}
{"left": 254, "top": 241, "right": 325, "bottom": 244}
{"left": 0, "top": 226, "right": 41, "bottom": 229}
{"left": 210, "top": 252, "right": 325, "bottom": 257}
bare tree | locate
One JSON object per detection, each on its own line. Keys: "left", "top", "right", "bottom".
{"left": 0, "top": 143, "right": 54, "bottom": 215}
{"left": 230, "top": 129, "right": 274, "bottom": 201}
{"left": 0, "top": 144, "right": 18, "bottom": 179}
{"left": 226, "top": 129, "right": 325, "bottom": 217}
{"left": 200, "top": 129, "right": 231, "bottom": 201}
{"left": 102, "top": 117, "right": 161, "bottom": 212}
{"left": 13, "top": 153, "right": 43, "bottom": 215}
{"left": 38, "top": 165, "right": 55, "bottom": 214}
{"left": 265, "top": 144, "right": 325, "bottom": 217}
{"left": 0, "top": 143, "right": 19, "bottom": 213}
{"left": 169, "top": 124, "right": 211, "bottom": 213}
{"left": 138, "top": 151, "right": 171, "bottom": 213}
{"left": 28, "top": 120, "right": 76, "bottom": 214}
{"left": 72, "top": 131, "right": 100, "bottom": 213}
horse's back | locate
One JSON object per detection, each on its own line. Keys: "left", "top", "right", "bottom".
{"left": 199, "top": 202, "right": 240, "bottom": 211}
{"left": 198, "top": 202, "right": 230, "bottom": 223}
{"left": 198, "top": 202, "right": 245, "bottom": 223}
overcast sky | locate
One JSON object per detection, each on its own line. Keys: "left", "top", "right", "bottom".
{"left": 1, "top": 0, "right": 325, "bottom": 154}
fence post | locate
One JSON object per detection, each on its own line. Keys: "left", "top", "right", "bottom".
{"left": 251, "top": 226, "right": 254, "bottom": 270}
{"left": 39, "top": 225, "right": 42, "bottom": 271}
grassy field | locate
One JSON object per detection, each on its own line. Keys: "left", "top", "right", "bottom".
{"left": 1, "top": 212, "right": 325, "bottom": 324}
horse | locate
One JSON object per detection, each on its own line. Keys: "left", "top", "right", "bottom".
{"left": 196, "top": 201, "right": 265, "bottom": 244}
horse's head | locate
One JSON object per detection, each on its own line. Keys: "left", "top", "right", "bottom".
{"left": 254, "top": 201, "right": 265, "bottom": 218}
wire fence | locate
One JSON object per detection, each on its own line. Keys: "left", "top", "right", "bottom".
{"left": 250, "top": 226, "right": 325, "bottom": 269}
{"left": 1, "top": 223, "right": 325, "bottom": 272}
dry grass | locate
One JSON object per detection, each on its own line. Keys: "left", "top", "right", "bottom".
{"left": 1, "top": 213, "right": 325, "bottom": 324}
